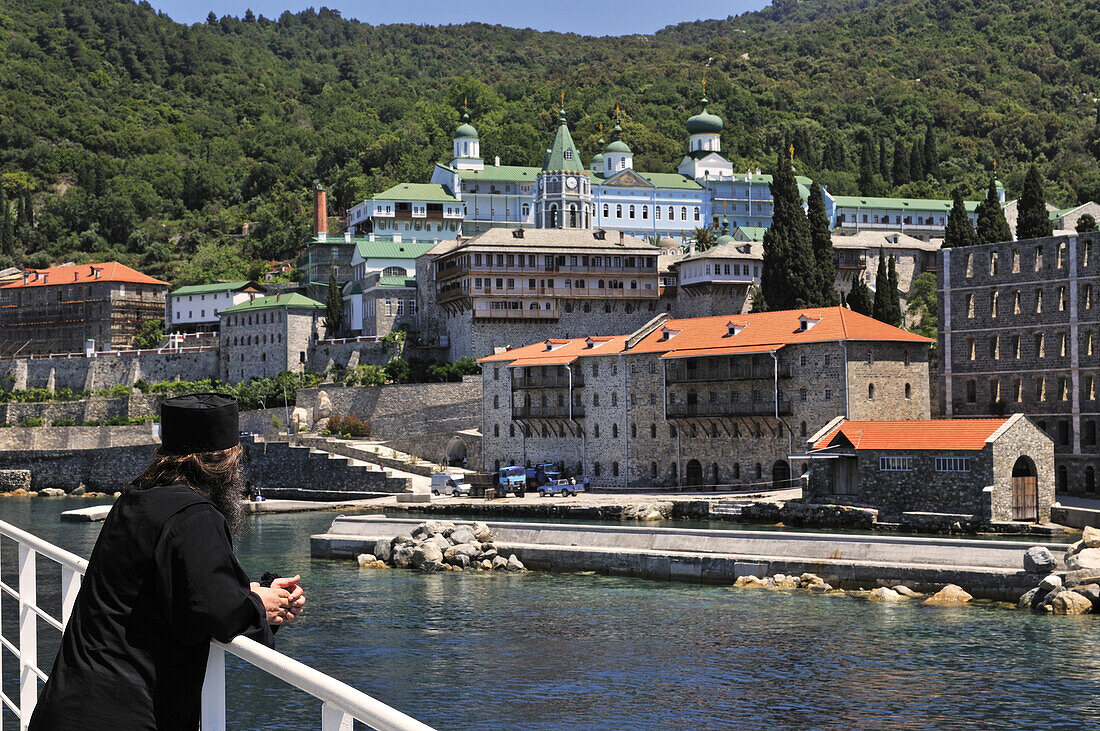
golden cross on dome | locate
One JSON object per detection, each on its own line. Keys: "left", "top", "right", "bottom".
{"left": 561, "top": 90, "right": 565, "bottom": 107}
{"left": 790, "top": 143, "right": 795, "bottom": 162}
{"left": 615, "top": 103, "right": 620, "bottom": 121}
{"left": 702, "top": 76, "right": 706, "bottom": 96}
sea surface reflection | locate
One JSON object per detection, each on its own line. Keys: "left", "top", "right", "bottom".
{"left": 1, "top": 498, "right": 1097, "bottom": 730}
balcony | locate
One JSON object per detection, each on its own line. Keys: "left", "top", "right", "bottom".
{"left": 667, "top": 362, "right": 792, "bottom": 383}
{"left": 834, "top": 253, "right": 867, "bottom": 270}
{"left": 666, "top": 400, "right": 793, "bottom": 418}
{"left": 512, "top": 372, "right": 584, "bottom": 389}
{"left": 512, "top": 405, "right": 585, "bottom": 420}
{"left": 472, "top": 304, "right": 560, "bottom": 320}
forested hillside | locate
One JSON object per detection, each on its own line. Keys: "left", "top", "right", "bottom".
{"left": 0, "top": 0, "right": 1096, "bottom": 284}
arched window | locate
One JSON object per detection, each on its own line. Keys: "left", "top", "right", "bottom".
{"left": 616, "top": 204, "right": 622, "bottom": 218}
{"left": 603, "top": 204, "right": 609, "bottom": 218}
{"left": 668, "top": 206, "right": 675, "bottom": 220}
{"left": 694, "top": 207, "right": 700, "bottom": 221}
{"left": 382, "top": 266, "right": 407, "bottom": 277}
{"left": 651, "top": 462, "right": 658, "bottom": 479}
{"left": 522, "top": 203, "right": 530, "bottom": 217}
{"left": 800, "top": 421, "right": 807, "bottom": 437}
{"left": 868, "top": 383, "right": 875, "bottom": 400}
{"left": 606, "top": 158, "right": 612, "bottom": 171}
{"left": 612, "top": 462, "right": 619, "bottom": 476}
{"left": 629, "top": 205, "right": 635, "bottom": 219}
{"left": 905, "top": 383, "right": 912, "bottom": 399}
{"left": 681, "top": 206, "right": 687, "bottom": 220}
{"left": 642, "top": 206, "right": 648, "bottom": 219}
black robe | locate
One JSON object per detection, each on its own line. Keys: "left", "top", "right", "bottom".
{"left": 29, "top": 484, "right": 272, "bottom": 731}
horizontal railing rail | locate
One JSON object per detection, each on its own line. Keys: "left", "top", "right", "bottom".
{"left": 0, "top": 518, "right": 434, "bottom": 731}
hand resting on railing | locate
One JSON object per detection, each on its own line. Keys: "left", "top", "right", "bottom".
{"left": 251, "top": 574, "right": 306, "bottom": 625}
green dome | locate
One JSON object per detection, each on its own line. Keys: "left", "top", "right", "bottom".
{"left": 605, "top": 139, "right": 631, "bottom": 153}
{"left": 715, "top": 234, "right": 735, "bottom": 245}
{"left": 454, "top": 112, "right": 478, "bottom": 139}
{"left": 686, "top": 98, "right": 723, "bottom": 135}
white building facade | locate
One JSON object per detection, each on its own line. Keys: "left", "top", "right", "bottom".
{"left": 166, "top": 281, "right": 265, "bottom": 333}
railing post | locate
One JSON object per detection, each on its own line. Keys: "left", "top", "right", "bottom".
{"left": 60, "top": 566, "right": 81, "bottom": 626}
{"left": 18, "top": 545, "right": 37, "bottom": 731}
{"left": 201, "top": 643, "right": 226, "bottom": 731}
{"left": 321, "top": 702, "right": 354, "bottom": 731}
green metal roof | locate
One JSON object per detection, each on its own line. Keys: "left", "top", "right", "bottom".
{"left": 454, "top": 112, "right": 478, "bottom": 139}
{"left": 833, "top": 195, "right": 979, "bottom": 213}
{"left": 376, "top": 276, "right": 417, "bottom": 288}
{"left": 438, "top": 163, "right": 541, "bottom": 183}
{"left": 686, "top": 99, "right": 724, "bottom": 134}
{"left": 354, "top": 240, "right": 435, "bottom": 260}
{"left": 170, "top": 281, "right": 260, "bottom": 296}
{"left": 638, "top": 172, "right": 704, "bottom": 190}
{"left": 220, "top": 293, "right": 323, "bottom": 314}
{"left": 734, "top": 226, "right": 768, "bottom": 241}
{"left": 543, "top": 110, "right": 586, "bottom": 173}
{"left": 372, "top": 183, "right": 458, "bottom": 203}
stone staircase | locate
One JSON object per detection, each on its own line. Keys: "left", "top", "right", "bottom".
{"left": 244, "top": 436, "right": 411, "bottom": 500}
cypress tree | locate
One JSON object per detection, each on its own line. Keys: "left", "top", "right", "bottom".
{"left": 891, "top": 141, "right": 909, "bottom": 186}
{"left": 909, "top": 141, "right": 923, "bottom": 181}
{"left": 806, "top": 182, "right": 837, "bottom": 306}
{"left": 975, "top": 177, "right": 1012, "bottom": 244}
{"left": 0, "top": 189, "right": 12, "bottom": 256}
{"left": 1077, "top": 213, "right": 1098, "bottom": 233}
{"left": 847, "top": 276, "right": 873, "bottom": 317}
{"left": 324, "top": 271, "right": 343, "bottom": 337}
{"left": 761, "top": 152, "right": 819, "bottom": 311}
{"left": 15, "top": 190, "right": 31, "bottom": 232}
{"left": 1016, "top": 164, "right": 1053, "bottom": 240}
{"left": 872, "top": 250, "right": 891, "bottom": 323}
{"left": 923, "top": 126, "right": 938, "bottom": 178}
{"left": 886, "top": 255, "right": 902, "bottom": 327}
{"left": 858, "top": 141, "right": 876, "bottom": 196}
{"left": 943, "top": 187, "right": 977, "bottom": 248}
{"left": 878, "top": 138, "right": 889, "bottom": 180}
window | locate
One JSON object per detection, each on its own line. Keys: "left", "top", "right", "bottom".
{"left": 1014, "top": 291, "right": 1021, "bottom": 314}
{"left": 1036, "top": 333, "right": 1045, "bottom": 358}
{"left": 905, "top": 383, "right": 911, "bottom": 399}
{"left": 966, "top": 379, "right": 977, "bottom": 403}
{"left": 990, "top": 291, "right": 998, "bottom": 318}
{"left": 868, "top": 383, "right": 875, "bottom": 400}
{"left": 966, "top": 294, "right": 975, "bottom": 318}
{"left": 879, "top": 456, "right": 913, "bottom": 471}
{"left": 612, "top": 424, "right": 618, "bottom": 438}
{"left": 824, "top": 388, "right": 832, "bottom": 401}
{"left": 935, "top": 457, "right": 971, "bottom": 472}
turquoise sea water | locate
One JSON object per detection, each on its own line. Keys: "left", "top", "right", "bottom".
{"left": 2, "top": 498, "right": 1099, "bottom": 730}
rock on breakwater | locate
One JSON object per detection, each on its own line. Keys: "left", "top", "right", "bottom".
{"left": 356, "top": 520, "right": 526, "bottom": 573}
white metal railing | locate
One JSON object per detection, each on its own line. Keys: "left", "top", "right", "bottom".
{"left": 0, "top": 519, "right": 434, "bottom": 731}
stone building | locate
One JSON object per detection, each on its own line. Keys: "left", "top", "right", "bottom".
{"left": 670, "top": 226, "right": 762, "bottom": 317}
{"left": 0, "top": 262, "right": 168, "bottom": 355}
{"left": 833, "top": 230, "right": 940, "bottom": 327}
{"left": 218, "top": 293, "right": 324, "bottom": 381}
{"left": 938, "top": 232, "right": 1099, "bottom": 496}
{"left": 477, "top": 306, "right": 932, "bottom": 488}
{"left": 350, "top": 272, "right": 417, "bottom": 338}
{"left": 418, "top": 228, "right": 675, "bottom": 358}
{"left": 804, "top": 414, "right": 1055, "bottom": 524}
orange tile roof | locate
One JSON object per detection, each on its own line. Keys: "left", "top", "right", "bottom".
{"left": 812, "top": 418, "right": 1011, "bottom": 452}
{"left": 1, "top": 262, "right": 168, "bottom": 289}
{"left": 479, "top": 336, "right": 628, "bottom": 365}
{"left": 478, "top": 306, "right": 931, "bottom": 366}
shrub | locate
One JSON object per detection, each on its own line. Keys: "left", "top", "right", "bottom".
{"left": 326, "top": 413, "right": 370, "bottom": 438}
{"left": 19, "top": 417, "right": 45, "bottom": 427}
{"left": 51, "top": 418, "right": 78, "bottom": 427}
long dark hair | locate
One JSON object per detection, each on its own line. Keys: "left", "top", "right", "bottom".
{"left": 132, "top": 445, "right": 245, "bottom": 534}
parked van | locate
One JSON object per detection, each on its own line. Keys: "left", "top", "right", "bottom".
{"left": 430, "top": 473, "right": 472, "bottom": 497}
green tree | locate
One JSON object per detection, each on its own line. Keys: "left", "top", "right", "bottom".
{"left": 847, "top": 276, "right": 873, "bottom": 317}
{"left": 760, "top": 152, "right": 819, "bottom": 310}
{"left": 975, "top": 178, "right": 1012, "bottom": 244}
{"left": 806, "top": 183, "right": 837, "bottom": 306}
{"left": 384, "top": 357, "right": 410, "bottom": 383}
{"left": 858, "top": 141, "right": 877, "bottom": 196}
{"left": 906, "top": 272, "right": 938, "bottom": 339}
{"left": 132, "top": 319, "right": 164, "bottom": 349}
{"left": 1076, "top": 213, "right": 1098, "bottom": 233}
{"left": 323, "top": 271, "right": 343, "bottom": 337}
{"left": 878, "top": 138, "right": 889, "bottom": 180}
{"left": 943, "top": 187, "right": 977, "bottom": 248}
{"left": 692, "top": 226, "right": 716, "bottom": 252}
{"left": 885, "top": 255, "right": 902, "bottom": 327}
{"left": 909, "top": 141, "right": 924, "bottom": 181}
{"left": 922, "top": 127, "right": 938, "bottom": 178}
{"left": 1016, "top": 164, "right": 1053, "bottom": 240}
{"left": 872, "top": 250, "right": 891, "bottom": 323}
{"left": 0, "top": 189, "right": 12, "bottom": 256}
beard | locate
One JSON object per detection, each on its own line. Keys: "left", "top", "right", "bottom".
{"left": 208, "top": 469, "right": 246, "bottom": 537}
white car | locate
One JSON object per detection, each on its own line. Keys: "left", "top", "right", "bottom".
{"left": 430, "top": 473, "right": 472, "bottom": 497}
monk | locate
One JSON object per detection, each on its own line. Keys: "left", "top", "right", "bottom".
{"left": 29, "top": 393, "right": 305, "bottom": 730}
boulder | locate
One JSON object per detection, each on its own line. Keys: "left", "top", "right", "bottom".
{"left": 37, "top": 488, "right": 65, "bottom": 497}
{"left": 807, "top": 582, "right": 833, "bottom": 594}
{"left": 1023, "top": 546, "right": 1057, "bottom": 574}
{"left": 1072, "top": 583, "right": 1100, "bottom": 610}
{"left": 479, "top": 560, "right": 493, "bottom": 570}
{"left": 372, "top": 539, "right": 392, "bottom": 563}
{"left": 356, "top": 553, "right": 375, "bottom": 566}
{"left": 444, "top": 543, "right": 480, "bottom": 559}
{"left": 1038, "top": 574, "right": 1063, "bottom": 593}
{"left": 893, "top": 585, "right": 923, "bottom": 598}
{"left": 772, "top": 574, "right": 800, "bottom": 589}
{"left": 491, "top": 556, "right": 508, "bottom": 570}
{"left": 506, "top": 555, "right": 526, "bottom": 572}
{"left": 799, "top": 573, "right": 823, "bottom": 587}
{"left": 472, "top": 522, "right": 493, "bottom": 542}
{"left": 1063, "top": 570, "right": 1100, "bottom": 588}
{"left": 1066, "top": 548, "right": 1100, "bottom": 572}
{"left": 429, "top": 534, "right": 450, "bottom": 552}
{"left": 923, "top": 584, "right": 973, "bottom": 606}
{"left": 1017, "top": 587, "right": 1041, "bottom": 609}
{"left": 450, "top": 527, "right": 476, "bottom": 545}
{"left": 1050, "top": 590, "right": 1092, "bottom": 615}
{"left": 410, "top": 543, "right": 444, "bottom": 569}
{"left": 392, "top": 535, "right": 415, "bottom": 546}
{"left": 70, "top": 485, "right": 86, "bottom": 496}
{"left": 1066, "top": 540, "right": 1084, "bottom": 558}
{"left": 420, "top": 560, "right": 444, "bottom": 572}
{"left": 357, "top": 554, "right": 387, "bottom": 569}
{"left": 477, "top": 549, "right": 498, "bottom": 562}
{"left": 868, "top": 587, "right": 903, "bottom": 601}
{"left": 291, "top": 406, "right": 310, "bottom": 433}
{"left": 734, "top": 575, "right": 767, "bottom": 588}
{"left": 315, "top": 390, "right": 333, "bottom": 420}
{"left": 391, "top": 545, "right": 415, "bottom": 569}
{"left": 445, "top": 553, "right": 471, "bottom": 569}
{"left": 1083, "top": 525, "right": 1100, "bottom": 549}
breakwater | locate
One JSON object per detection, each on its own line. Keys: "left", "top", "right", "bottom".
{"left": 312, "top": 516, "right": 1068, "bottom": 600}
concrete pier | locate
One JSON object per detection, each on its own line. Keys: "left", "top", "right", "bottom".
{"left": 312, "top": 516, "right": 1069, "bottom": 600}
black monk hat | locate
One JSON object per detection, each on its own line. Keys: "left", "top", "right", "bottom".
{"left": 160, "top": 393, "right": 239, "bottom": 456}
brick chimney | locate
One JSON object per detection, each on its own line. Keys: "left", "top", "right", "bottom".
{"left": 313, "top": 180, "right": 327, "bottom": 242}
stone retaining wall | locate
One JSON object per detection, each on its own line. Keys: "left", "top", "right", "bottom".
{"left": 0, "top": 350, "right": 218, "bottom": 392}
{"left": 242, "top": 437, "right": 410, "bottom": 495}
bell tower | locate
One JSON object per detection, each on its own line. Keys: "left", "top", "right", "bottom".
{"left": 535, "top": 105, "right": 593, "bottom": 229}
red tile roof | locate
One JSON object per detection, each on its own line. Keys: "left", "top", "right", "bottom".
{"left": 1, "top": 262, "right": 168, "bottom": 289}
{"left": 478, "top": 306, "right": 931, "bottom": 365}
{"left": 482, "top": 335, "right": 628, "bottom": 366}
{"left": 812, "top": 418, "right": 1012, "bottom": 452}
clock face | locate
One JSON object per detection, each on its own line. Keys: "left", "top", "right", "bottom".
{"left": 565, "top": 176, "right": 578, "bottom": 190}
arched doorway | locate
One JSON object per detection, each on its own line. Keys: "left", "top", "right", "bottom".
{"left": 1011, "top": 456, "right": 1038, "bottom": 521}
{"left": 772, "top": 460, "right": 791, "bottom": 490}
{"left": 685, "top": 459, "right": 703, "bottom": 487}
{"left": 445, "top": 436, "right": 467, "bottom": 467}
